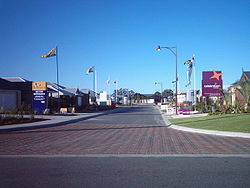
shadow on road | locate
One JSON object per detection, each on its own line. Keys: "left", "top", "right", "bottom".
{"left": 0, "top": 125, "right": 168, "bottom": 135}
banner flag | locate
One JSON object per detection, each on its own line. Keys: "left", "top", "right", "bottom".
{"left": 106, "top": 78, "right": 110, "bottom": 85}
{"left": 184, "top": 54, "right": 195, "bottom": 87}
{"left": 41, "top": 48, "right": 56, "bottom": 58}
{"left": 86, "top": 66, "right": 95, "bottom": 74}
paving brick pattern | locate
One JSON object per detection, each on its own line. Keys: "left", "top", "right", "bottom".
{"left": 0, "top": 105, "right": 250, "bottom": 155}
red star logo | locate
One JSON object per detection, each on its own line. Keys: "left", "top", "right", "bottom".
{"left": 210, "top": 70, "right": 223, "bottom": 80}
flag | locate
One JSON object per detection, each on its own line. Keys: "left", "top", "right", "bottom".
{"left": 184, "top": 55, "right": 195, "bottom": 65}
{"left": 85, "top": 66, "right": 94, "bottom": 74}
{"left": 106, "top": 78, "right": 110, "bottom": 85}
{"left": 184, "top": 60, "right": 191, "bottom": 65}
{"left": 191, "top": 54, "right": 195, "bottom": 63}
{"left": 184, "top": 54, "right": 195, "bottom": 87}
{"left": 41, "top": 48, "right": 56, "bottom": 58}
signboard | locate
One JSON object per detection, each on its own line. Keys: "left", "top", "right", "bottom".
{"left": 166, "top": 107, "right": 175, "bottom": 115}
{"left": 32, "top": 82, "right": 47, "bottom": 91}
{"left": 202, "top": 71, "right": 223, "bottom": 97}
{"left": 32, "top": 82, "right": 47, "bottom": 113}
{"left": 177, "top": 94, "right": 186, "bottom": 105}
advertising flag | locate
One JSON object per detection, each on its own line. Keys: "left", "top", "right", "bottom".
{"left": 85, "top": 66, "right": 95, "bottom": 74}
{"left": 106, "top": 78, "right": 110, "bottom": 85}
{"left": 41, "top": 48, "right": 56, "bottom": 58}
{"left": 184, "top": 55, "right": 195, "bottom": 87}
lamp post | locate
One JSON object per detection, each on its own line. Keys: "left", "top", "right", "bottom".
{"left": 155, "top": 82, "right": 163, "bottom": 104}
{"left": 156, "top": 45, "right": 178, "bottom": 114}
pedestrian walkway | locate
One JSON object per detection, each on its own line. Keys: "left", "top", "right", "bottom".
{"left": 0, "top": 108, "right": 122, "bottom": 132}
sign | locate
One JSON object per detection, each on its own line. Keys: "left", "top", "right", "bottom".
{"left": 32, "top": 82, "right": 47, "bottom": 91}
{"left": 202, "top": 71, "right": 223, "bottom": 97}
{"left": 166, "top": 107, "right": 175, "bottom": 115}
{"left": 60, "top": 108, "right": 67, "bottom": 114}
{"left": 32, "top": 82, "right": 47, "bottom": 113}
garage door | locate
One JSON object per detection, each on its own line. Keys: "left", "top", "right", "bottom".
{"left": 0, "top": 91, "right": 17, "bottom": 111}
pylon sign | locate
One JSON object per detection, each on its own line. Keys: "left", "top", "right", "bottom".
{"left": 32, "top": 82, "right": 47, "bottom": 113}
{"left": 202, "top": 70, "right": 223, "bottom": 97}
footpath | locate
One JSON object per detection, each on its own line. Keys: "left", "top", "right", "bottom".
{"left": 157, "top": 107, "right": 250, "bottom": 138}
{"left": 0, "top": 108, "right": 122, "bottom": 132}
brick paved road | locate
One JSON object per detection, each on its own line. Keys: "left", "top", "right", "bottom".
{"left": 0, "top": 104, "right": 250, "bottom": 155}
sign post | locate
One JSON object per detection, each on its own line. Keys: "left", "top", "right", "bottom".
{"left": 32, "top": 82, "right": 48, "bottom": 114}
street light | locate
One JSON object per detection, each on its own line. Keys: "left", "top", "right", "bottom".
{"left": 155, "top": 82, "right": 163, "bottom": 104}
{"left": 156, "top": 45, "right": 178, "bottom": 114}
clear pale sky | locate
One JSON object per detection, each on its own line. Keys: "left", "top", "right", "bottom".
{"left": 0, "top": 0, "right": 249, "bottom": 94}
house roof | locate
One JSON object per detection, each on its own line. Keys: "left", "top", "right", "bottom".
{"left": 64, "top": 88, "right": 87, "bottom": 95}
{"left": 80, "top": 89, "right": 96, "bottom": 96}
{"left": 1, "top": 77, "right": 30, "bottom": 82}
{"left": 143, "top": 94, "right": 154, "bottom": 97}
{"left": 241, "top": 71, "right": 250, "bottom": 81}
{"left": 47, "top": 82, "right": 74, "bottom": 96}
{"left": 229, "top": 71, "right": 250, "bottom": 88}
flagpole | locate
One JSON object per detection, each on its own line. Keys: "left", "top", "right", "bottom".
{"left": 193, "top": 55, "right": 196, "bottom": 111}
{"left": 93, "top": 66, "right": 95, "bottom": 99}
{"left": 95, "top": 69, "right": 97, "bottom": 99}
{"left": 56, "top": 46, "right": 60, "bottom": 111}
{"left": 108, "top": 75, "right": 111, "bottom": 100}
{"left": 115, "top": 81, "right": 118, "bottom": 103}
{"left": 193, "top": 61, "right": 196, "bottom": 107}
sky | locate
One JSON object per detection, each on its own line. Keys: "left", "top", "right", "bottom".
{"left": 0, "top": 0, "right": 249, "bottom": 94}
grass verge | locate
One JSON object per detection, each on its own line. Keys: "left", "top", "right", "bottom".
{"left": 169, "top": 113, "right": 250, "bottom": 133}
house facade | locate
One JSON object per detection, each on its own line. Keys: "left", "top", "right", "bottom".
{"left": 231, "top": 71, "right": 250, "bottom": 107}
{"left": 0, "top": 77, "right": 32, "bottom": 112}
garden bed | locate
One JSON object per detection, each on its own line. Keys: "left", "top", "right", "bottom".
{"left": 0, "top": 116, "right": 47, "bottom": 126}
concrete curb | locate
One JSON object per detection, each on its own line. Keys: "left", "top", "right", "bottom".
{"left": 0, "top": 107, "right": 124, "bottom": 132}
{"left": 156, "top": 106, "right": 250, "bottom": 138}
{"left": 170, "top": 124, "right": 250, "bottom": 138}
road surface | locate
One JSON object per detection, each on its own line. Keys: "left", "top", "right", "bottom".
{"left": 0, "top": 104, "right": 250, "bottom": 187}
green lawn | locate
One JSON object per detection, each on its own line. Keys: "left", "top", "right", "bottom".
{"left": 169, "top": 113, "right": 250, "bottom": 133}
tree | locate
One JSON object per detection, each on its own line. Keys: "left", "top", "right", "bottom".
{"left": 113, "top": 88, "right": 135, "bottom": 97}
{"left": 162, "top": 89, "right": 173, "bottom": 97}
{"left": 162, "top": 89, "right": 174, "bottom": 103}
{"left": 154, "top": 91, "right": 161, "bottom": 103}
{"left": 154, "top": 91, "right": 161, "bottom": 96}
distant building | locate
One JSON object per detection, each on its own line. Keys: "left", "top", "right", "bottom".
{"left": 80, "top": 89, "right": 96, "bottom": 104}
{"left": 97, "top": 91, "right": 111, "bottom": 106}
{"left": 63, "top": 88, "right": 89, "bottom": 109}
{"left": 46, "top": 82, "right": 91, "bottom": 111}
{"left": 0, "top": 77, "right": 93, "bottom": 113}
{"left": 138, "top": 94, "right": 155, "bottom": 104}
{"left": 177, "top": 89, "right": 199, "bottom": 105}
